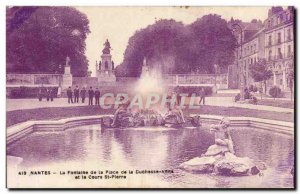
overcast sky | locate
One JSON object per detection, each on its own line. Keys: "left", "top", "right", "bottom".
{"left": 75, "top": 6, "right": 271, "bottom": 75}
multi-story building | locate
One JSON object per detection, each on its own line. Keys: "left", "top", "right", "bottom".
{"left": 232, "top": 6, "right": 294, "bottom": 93}
{"left": 230, "top": 19, "right": 263, "bottom": 87}
{"left": 264, "top": 6, "right": 294, "bottom": 91}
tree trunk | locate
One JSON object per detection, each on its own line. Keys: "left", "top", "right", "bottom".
{"left": 260, "top": 82, "right": 263, "bottom": 100}
{"left": 264, "top": 80, "right": 267, "bottom": 94}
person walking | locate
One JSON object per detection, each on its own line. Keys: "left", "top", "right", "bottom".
{"left": 67, "top": 86, "right": 73, "bottom": 104}
{"left": 175, "top": 86, "right": 181, "bottom": 105}
{"left": 74, "top": 85, "right": 80, "bottom": 103}
{"left": 49, "top": 88, "right": 54, "bottom": 101}
{"left": 80, "top": 87, "right": 86, "bottom": 103}
{"left": 95, "top": 88, "right": 100, "bottom": 105}
{"left": 38, "top": 88, "right": 43, "bottom": 101}
{"left": 46, "top": 88, "right": 50, "bottom": 101}
{"left": 199, "top": 88, "right": 206, "bottom": 105}
{"left": 88, "top": 87, "right": 94, "bottom": 105}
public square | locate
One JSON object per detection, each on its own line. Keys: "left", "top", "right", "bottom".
{"left": 6, "top": 6, "right": 295, "bottom": 189}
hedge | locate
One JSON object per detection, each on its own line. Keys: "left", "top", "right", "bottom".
{"left": 8, "top": 87, "right": 58, "bottom": 99}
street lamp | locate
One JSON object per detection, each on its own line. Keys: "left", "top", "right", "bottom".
{"left": 231, "top": 23, "right": 245, "bottom": 100}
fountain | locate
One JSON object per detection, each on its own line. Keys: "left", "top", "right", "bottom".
{"left": 180, "top": 117, "right": 267, "bottom": 176}
{"left": 101, "top": 57, "right": 201, "bottom": 129}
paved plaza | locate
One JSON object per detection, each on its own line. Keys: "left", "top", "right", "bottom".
{"left": 6, "top": 96, "right": 293, "bottom": 113}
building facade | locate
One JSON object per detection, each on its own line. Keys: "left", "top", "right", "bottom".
{"left": 233, "top": 6, "right": 294, "bottom": 93}
{"left": 264, "top": 6, "right": 294, "bottom": 91}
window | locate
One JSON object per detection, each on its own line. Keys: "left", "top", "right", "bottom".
{"left": 277, "top": 32, "right": 281, "bottom": 44}
{"left": 269, "top": 50, "right": 272, "bottom": 61}
{"left": 278, "top": 48, "right": 282, "bottom": 59}
{"left": 254, "top": 44, "right": 256, "bottom": 52}
{"left": 288, "top": 45, "right": 292, "bottom": 57}
{"left": 268, "top": 35, "right": 272, "bottom": 45}
{"left": 271, "top": 18, "right": 274, "bottom": 26}
{"left": 287, "top": 13, "right": 290, "bottom": 21}
{"left": 287, "top": 29, "right": 291, "bottom": 40}
{"left": 280, "top": 14, "right": 284, "bottom": 22}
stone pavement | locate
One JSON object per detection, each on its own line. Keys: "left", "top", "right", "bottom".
{"left": 6, "top": 96, "right": 294, "bottom": 113}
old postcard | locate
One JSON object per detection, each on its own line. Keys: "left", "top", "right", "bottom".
{"left": 6, "top": 6, "right": 295, "bottom": 189}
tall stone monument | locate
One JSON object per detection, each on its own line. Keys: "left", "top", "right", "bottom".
{"left": 62, "top": 56, "right": 73, "bottom": 89}
{"left": 96, "top": 39, "right": 116, "bottom": 83}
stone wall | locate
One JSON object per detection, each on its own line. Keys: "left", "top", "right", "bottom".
{"left": 7, "top": 73, "right": 62, "bottom": 86}
{"left": 163, "top": 74, "right": 228, "bottom": 89}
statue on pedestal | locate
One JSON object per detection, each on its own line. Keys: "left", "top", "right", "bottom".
{"left": 102, "top": 39, "right": 111, "bottom": 54}
{"left": 66, "top": 56, "right": 70, "bottom": 67}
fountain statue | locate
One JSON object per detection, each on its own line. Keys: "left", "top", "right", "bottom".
{"left": 180, "top": 117, "right": 267, "bottom": 176}
{"left": 102, "top": 106, "right": 201, "bottom": 129}
{"left": 101, "top": 56, "right": 202, "bottom": 129}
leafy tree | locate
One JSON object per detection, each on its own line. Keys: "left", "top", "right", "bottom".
{"left": 117, "top": 15, "right": 236, "bottom": 77}
{"left": 249, "top": 59, "right": 273, "bottom": 97}
{"left": 116, "top": 19, "right": 187, "bottom": 77}
{"left": 6, "top": 6, "right": 90, "bottom": 76}
{"left": 189, "top": 14, "right": 236, "bottom": 73}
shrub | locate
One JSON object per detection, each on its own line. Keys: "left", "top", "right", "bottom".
{"left": 250, "top": 85, "right": 259, "bottom": 92}
{"left": 269, "top": 86, "right": 282, "bottom": 99}
{"left": 251, "top": 96, "right": 258, "bottom": 105}
{"left": 234, "top": 93, "right": 241, "bottom": 102}
{"left": 244, "top": 88, "right": 250, "bottom": 99}
{"left": 7, "top": 87, "right": 58, "bottom": 99}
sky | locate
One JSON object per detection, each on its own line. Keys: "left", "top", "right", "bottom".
{"left": 75, "top": 6, "right": 271, "bottom": 76}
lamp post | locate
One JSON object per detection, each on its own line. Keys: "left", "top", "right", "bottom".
{"left": 232, "top": 23, "right": 245, "bottom": 100}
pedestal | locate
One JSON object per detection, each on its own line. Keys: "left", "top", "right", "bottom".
{"left": 62, "top": 74, "right": 72, "bottom": 89}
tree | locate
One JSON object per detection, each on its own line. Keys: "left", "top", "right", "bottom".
{"left": 117, "top": 14, "right": 236, "bottom": 77}
{"left": 189, "top": 14, "right": 236, "bottom": 74}
{"left": 249, "top": 59, "right": 273, "bottom": 98}
{"left": 269, "top": 86, "right": 282, "bottom": 99}
{"left": 6, "top": 6, "right": 90, "bottom": 77}
{"left": 116, "top": 19, "right": 187, "bottom": 77}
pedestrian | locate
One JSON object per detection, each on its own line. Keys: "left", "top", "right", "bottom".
{"left": 46, "top": 88, "right": 50, "bottom": 101}
{"left": 199, "top": 88, "right": 206, "bottom": 105}
{"left": 175, "top": 86, "right": 181, "bottom": 105}
{"left": 38, "top": 88, "right": 43, "bottom": 101}
{"left": 88, "top": 87, "right": 94, "bottom": 105}
{"left": 67, "top": 86, "right": 73, "bottom": 104}
{"left": 50, "top": 88, "right": 55, "bottom": 101}
{"left": 80, "top": 87, "right": 86, "bottom": 103}
{"left": 74, "top": 85, "right": 80, "bottom": 103}
{"left": 95, "top": 88, "right": 100, "bottom": 105}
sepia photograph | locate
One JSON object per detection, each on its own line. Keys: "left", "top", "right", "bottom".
{"left": 6, "top": 5, "right": 295, "bottom": 189}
